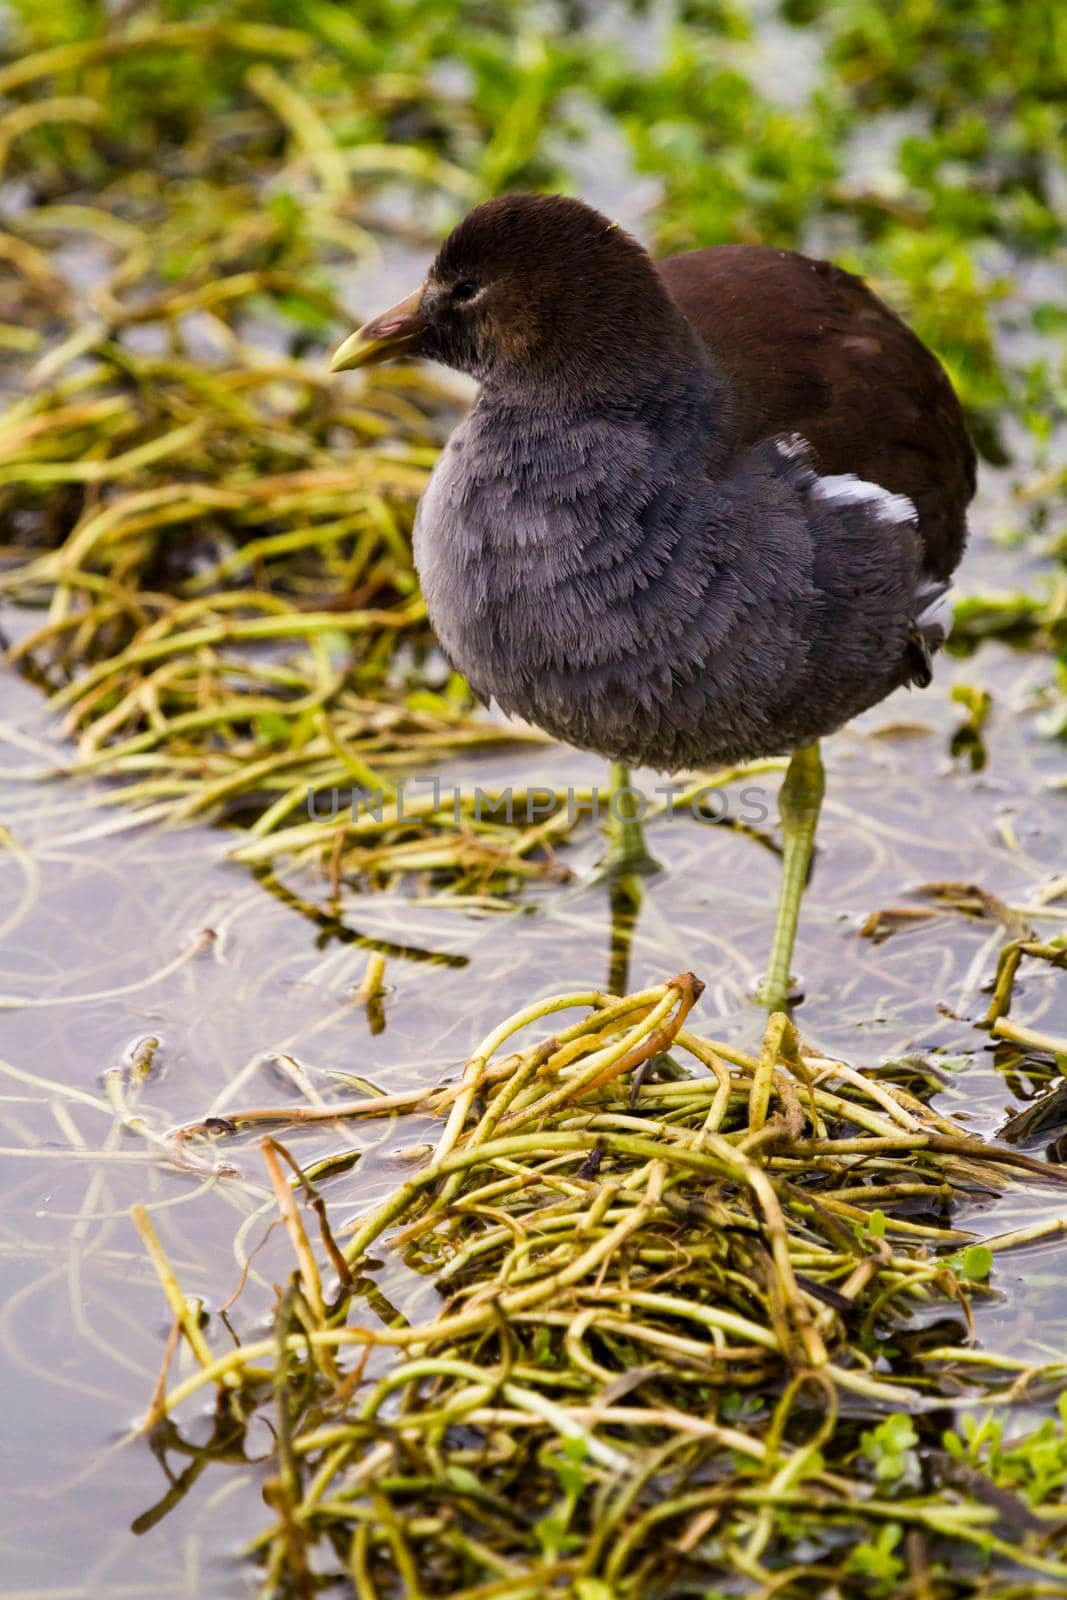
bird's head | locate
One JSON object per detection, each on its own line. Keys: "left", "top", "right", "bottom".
{"left": 331, "top": 193, "right": 693, "bottom": 393}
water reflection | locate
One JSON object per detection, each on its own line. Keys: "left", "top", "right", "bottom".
{"left": 1, "top": 611, "right": 1066, "bottom": 1595}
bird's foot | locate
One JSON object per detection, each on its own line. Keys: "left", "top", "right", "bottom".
{"left": 598, "top": 844, "right": 662, "bottom": 883}
{"left": 592, "top": 840, "right": 662, "bottom": 886}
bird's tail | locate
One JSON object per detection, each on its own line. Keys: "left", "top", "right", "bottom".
{"left": 907, "top": 577, "right": 952, "bottom": 688}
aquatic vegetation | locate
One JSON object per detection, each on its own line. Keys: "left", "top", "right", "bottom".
{"left": 0, "top": 5, "right": 586, "bottom": 892}
{"left": 136, "top": 977, "right": 1067, "bottom": 1596}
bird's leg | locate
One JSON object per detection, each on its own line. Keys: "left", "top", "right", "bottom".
{"left": 589, "top": 765, "right": 658, "bottom": 990}
{"left": 758, "top": 741, "right": 825, "bottom": 1012}
{"left": 607, "top": 874, "right": 638, "bottom": 997}
{"left": 601, "top": 761, "right": 660, "bottom": 879}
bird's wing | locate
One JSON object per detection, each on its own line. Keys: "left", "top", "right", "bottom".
{"left": 657, "top": 243, "right": 976, "bottom": 582}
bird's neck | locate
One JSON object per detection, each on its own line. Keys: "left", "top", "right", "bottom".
{"left": 475, "top": 339, "right": 739, "bottom": 475}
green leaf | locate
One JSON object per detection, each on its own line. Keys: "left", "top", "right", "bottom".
{"left": 254, "top": 711, "right": 292, "bottom": 747}
{"left": 961, "top": 1244, "right": 994, "bottom": 1281}
{"left": 847, "top": 1523, "right": 906, "bottom": 1593}
{"left": 861, "top": 1414, "right": 920, "bottom": 1484}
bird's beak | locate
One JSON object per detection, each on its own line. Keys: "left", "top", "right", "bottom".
{"left": 329, "top": 284, "right": 427, "bottom": 371}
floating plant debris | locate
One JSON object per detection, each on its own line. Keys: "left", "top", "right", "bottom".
{"left": 136, "top": 978, "right": 1067, "bottom": 1596}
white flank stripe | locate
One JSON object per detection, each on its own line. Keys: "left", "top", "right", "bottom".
{"left": 812, "top": 472, "right": 917, "bottom": 526}
{"left": 916, "top": 582, "right": 953, "bottom": 639}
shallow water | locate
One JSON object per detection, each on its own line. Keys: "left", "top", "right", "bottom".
{"left": 2, "top": 527, "right": 1066, "bottom": 1593}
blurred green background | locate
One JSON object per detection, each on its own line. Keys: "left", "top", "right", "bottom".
{"left": 3, "top": 0, "right": 1065, "bottom": 434}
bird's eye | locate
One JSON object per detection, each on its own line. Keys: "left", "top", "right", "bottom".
{"left": 451, "top": 279, "right": 479, "bottom": 304}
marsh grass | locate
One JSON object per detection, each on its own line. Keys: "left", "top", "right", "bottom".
{"left": 0, "top": 6, "right": 599, "bottom": 898}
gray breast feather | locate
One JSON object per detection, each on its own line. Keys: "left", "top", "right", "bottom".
{"left": 414, "top": 408, "right": 934, "bottom": 770}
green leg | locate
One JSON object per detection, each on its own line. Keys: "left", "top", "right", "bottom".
{"left": 607, "top": 874, "right": 638, "bottom": 997}
{"left": 602, "top": 761, "right": 660, "bottom": 878}
{"left": 757, "top": 742, "right": 825, "bottom": 1012}
{"left": 595, "top": 764, "right": 659, "bottom": 991}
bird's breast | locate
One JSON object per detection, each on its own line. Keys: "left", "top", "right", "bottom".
{"left": 410, "top": 405, "right": 928, "bottom": 772}
{"left": 414, "top": 409, "right": 673, "bottom": 673}
{"left": 410, "top": 404, "right": 768, "bottom": 765}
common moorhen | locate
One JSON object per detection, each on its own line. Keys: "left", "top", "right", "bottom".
{"left": 332, "top": 195, "right": 975, "bottom": 1008}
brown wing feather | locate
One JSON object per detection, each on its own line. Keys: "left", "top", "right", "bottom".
{"left": 657, "top": 244, "right": 976, "bottom": 580}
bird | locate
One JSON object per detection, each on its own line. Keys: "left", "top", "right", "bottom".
{"left": 331, "top": 193, "right": 975, "bottom": 1010}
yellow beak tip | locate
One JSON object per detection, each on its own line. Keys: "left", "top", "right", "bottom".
{"left": 329, "top": 284, "right": 427, "bottom": 374}
{"left": 329, "top": 332, "right": 371, "bottom": 373}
